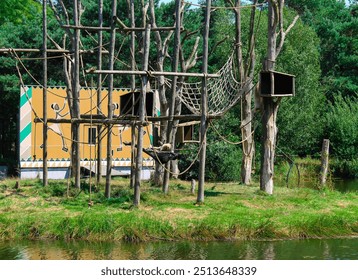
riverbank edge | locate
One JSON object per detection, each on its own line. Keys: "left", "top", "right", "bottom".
{"left": 1, "top": 159, "right": 358, "bottom": 243}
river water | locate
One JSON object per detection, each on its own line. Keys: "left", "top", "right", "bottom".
{"left": 1, "top": 237, "right": 358, "bottom": 260}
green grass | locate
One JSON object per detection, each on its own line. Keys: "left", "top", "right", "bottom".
{"left": 0, "top": 177, "right": 357, "bottom": 242}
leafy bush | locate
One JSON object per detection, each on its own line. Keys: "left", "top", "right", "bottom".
{"left": 326, "top": 94, "right": 358, "bottom": 178}
{"left": 179, "top": 141, "right": 242, "bottom": 182}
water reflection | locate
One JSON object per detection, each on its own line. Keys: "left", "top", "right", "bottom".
{"left": 333, "top": 179, "right": 358, "bottom": 192}
{"left": 1, "top": 238, "right": 357, "bottom": 260}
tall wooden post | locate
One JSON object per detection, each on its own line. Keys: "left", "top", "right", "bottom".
{"left": 105, "top": 0, "right": 117, "bottom": 198}
{"left": 197, "top": 0, "right": 211, "bottom": 204}
{"left": 130, "top": 0, "right": 136, "bottom": 189}
{"left": 260, "top": 0, "right": 279, "bottom": 194}
{"left": 163, "top": 0, "right": 181, "bottom": 194}
{"left": 96, "top": 0, "right": 103, "bottom": 184}
{"left": 320, "top": 139, "right": 330, "bottom": 185}
{"left": 72, "top": 0, "right": 81, "bottom": 189}
{"left": 42, "top": 0, "right": 48, "bottom": 186}
{"left": 134, "top": 24, "right": 151, "bottom": 206}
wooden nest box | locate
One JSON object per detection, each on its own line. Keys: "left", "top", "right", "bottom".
{"left": 260, "top": 70, "right": 295, "bottom": 97}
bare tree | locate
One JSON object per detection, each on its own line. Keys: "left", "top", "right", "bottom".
{"left": 149, "top": 0, "right": 173, "bottom": 186}
{"left": 48, "top": 0, "right": 82, "bottom": 189}
{"left": 149, "top": 0, "right": 200, "bottom": 189}
{"left": 260, "top": 0, "right": 299, "bottom": 194}
{"left": 227, "top": 0, "right": 258, "bottom": 185}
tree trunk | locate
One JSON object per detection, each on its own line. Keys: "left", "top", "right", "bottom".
{"left": 163, "top": 0, "right": 181, "bottom": 194}
{"left": 153, "top": 72, "right": 168, "bottom": 186}
{"left": 170, "top": 98, "right": 181, "bottom": 179}
{"left": 260, "top": 0, "right": 279, "bottom": 194}
{"left": 260, "top": 98, "right": 278, "bottom": 194}
{"left": 234, "top": 0, "right": 256, "bottom": 185}
{"left": 149, "top": 0, "right": 171, "bottom": 187}
{"left": 241, "top": 84, "right": 254, "bottom": 185}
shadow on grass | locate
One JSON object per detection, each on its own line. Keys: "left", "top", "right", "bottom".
{"left": 204, "top": 190, "right": 245, "bottom": 197}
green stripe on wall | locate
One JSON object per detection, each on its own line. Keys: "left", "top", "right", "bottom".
{"left": 20, "top": 123, "right": 32, "bottom": 143}
{"left": 20, "top": 87, "right": 32, "bottom": 108}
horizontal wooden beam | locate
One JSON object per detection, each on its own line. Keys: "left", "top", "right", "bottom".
{"left": 177, "top": 120, "right": 201, "bottom": 127}
{"left": 0, "top": 48, "right": 108, "bottom": 54}
{"left": 0, "top": 48, "right": 69, "bottom": 54}
{"left": 34, "top": 114, "right": 222, "bottom": 124}
{"left": 89, "top": 69, "right": 220, "bottom": 78}
{"left": 62, "top": 25, "right": 112, "bottom": 31}
{"left": 61, "top": 22, "right": 178, "bottom": 33}
{"left": 34, "top": 117, "right": 146, "bottom": 125}
{"left": 115, "top": 17, "right": 178, "bottom": 32}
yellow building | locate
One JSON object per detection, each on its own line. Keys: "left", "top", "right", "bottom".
{"left": 19, "top": 86, "right": 159, "bottom": 179}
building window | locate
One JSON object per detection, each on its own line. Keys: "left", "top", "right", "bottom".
{"left": 88, "top": 127, "right": 97, "bottom": 145}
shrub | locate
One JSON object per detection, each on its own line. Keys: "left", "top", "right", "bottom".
{"left": 326, "top": 94, "right": 358, "bottom": 178}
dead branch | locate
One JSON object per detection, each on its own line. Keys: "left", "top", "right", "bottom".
{"left": 49, "top": 0, "right": 72, "bottom": 38}
{"left": 244, "top": 0, "right": 258, "bottom": 78}
{"left": 209, "top": 35, "right": 229, "bottom": 57}
{"left": 180, "top": 36, "right": 200, "bottom": 71}
{"left": 182, "top": 29, "right": 200, "bottom": 42}
{"left": 270, "top": 0, "right": 280, "bottom": 30}
{"left": 275, "top": 14, "right": 299, "bottom": 58}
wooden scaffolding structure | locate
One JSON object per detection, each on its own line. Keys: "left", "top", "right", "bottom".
{"left": 1, "top": 0, "right": 217, "bottom": 205}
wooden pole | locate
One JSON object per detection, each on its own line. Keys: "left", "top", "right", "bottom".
{"left": 72, "top": 0, "right": 81, "bottom": 189}
{"left": 320, "top": 139, "right": 330, "bottom": 185}
{"left": 105, "top": 0, "right": 117, "bottom": 198}
{"left": 134, "top": 24, "right": 151, "bottom": 206}
{"left": 42, "top": 0, "right": 48, "bottom": 186}
{"left": 96, "top": 0, "right": 103, "bottom": 184}
{"left": 130, "top": 0, "right": 136, "bottom": 189}
{"left": 197, "top": 0, "right": 211, "bottom": 204}
{"left": 163, "top": 0, "right": 181, "bottom": 194}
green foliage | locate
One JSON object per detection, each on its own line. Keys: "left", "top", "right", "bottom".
{"left": 0, "top": 0, "right": 41, "bottom": 25}
{"left": 326, "top": 94, "right": 358, "bottom": 177}
{"left": 276, "top": 11, "right": 326, "bottom": 156}
{"left": 286, "top": 0, "right": 358, "bottom": 99}
{"left": 205, "top": 142, "right": 242, "bottom": 182}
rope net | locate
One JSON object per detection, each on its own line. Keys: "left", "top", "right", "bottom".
{"left": 177, "top": 54, "right": 243, "bottom": 116}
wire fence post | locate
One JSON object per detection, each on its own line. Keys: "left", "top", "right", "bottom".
{"left": 320, "top": 139, "right": 330, "bottom": 185}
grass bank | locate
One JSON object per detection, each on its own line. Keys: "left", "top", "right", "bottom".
{"left": 0, "top": 177, "right": 357, "bottom": 242}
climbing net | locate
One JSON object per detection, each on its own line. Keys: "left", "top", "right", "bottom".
{"left": 178, "top": 53, "right": 243, "bottom": 116}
